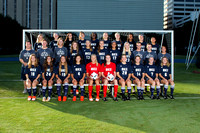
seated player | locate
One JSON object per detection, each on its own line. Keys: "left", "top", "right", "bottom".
{"left": 41, "top": 56, "right": 55, "bottom": 102}
{"left": 86, "top": 54, "right": 102, "bottom": 102}
{"left": 116, "top": 54, "right": 132, "bottom": 101}
{"left": 159, "top": 57, "right": 175, "bottom": 99}
{"left": 132, "top": 56, "right": 145, "bottom": 100}
{"left": 71, "top": 54, "right": 86, "bottom": 101}
{"left": 55, "top": 56, "right": 71, "bottom": 101}
{"left": 101, "top": 55, "right": 118, "bottom": 101}
{"left": 25, "top": 54, "right": 41, "bottom": 101}
{"left": 145, "top": 57, "right": 160, "bottom": 99}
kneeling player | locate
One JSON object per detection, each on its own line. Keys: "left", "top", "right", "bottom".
{"left": 86, "top": 54, "right": 101, "bottom": 102}
{"left": 116, "top": 54, "right": 132, "bottom": 101}
{"left": 42, "top": 56, "right": 55, "bottom": 102}
{"left": 101, "top": 55, "right": 118, "bottom": 101}
{"left": 55, "top": 56, "right": 71, "bottom": 101}
{"left": 159, "top": 57, "right": 175, "bottom": 99}
{"left": 25, "top": 54, "right": 41, "bottom": 101}
{"left": 145, "top": 57, "right": 160, "bottom": 99}
{"left": 132, "top": 56, "right": 145, "bottom": 100}
{"left": 71, "top": 54, "right": 86, "bottom": 101}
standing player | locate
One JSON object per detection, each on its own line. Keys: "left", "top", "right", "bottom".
{"left": 97, "top": 40, "right": 108, "bottom": 64}
{"left": 132, "top": 56, "right": 145, "bottom": 100}
{"left": 49, "top": 33, "right": 59, "bottom": 52}
{"left": 138, "top": 34, "right": 147, "bottom": 52}
{"left": 68, "top": 41, "right": 82, "bottom": 65}
{"left": 122, "top": 42, "right": 134, "bottom": 65}
{"left": 116, "top": 55, "right": 132, "bottom": 101}
{"left": 55, "top": 56, "right": 71, "bottom": 101}
{"left": 53, "top": 38, "right": 68, "bottom": 67}
{"left": 86, "top": 54, "right": 102, "bottom": 102}
{"left": 158, "top": 46, "right": 171, "bottom": 65}
{"left": 127, "top": 33, "right": 136, "bottom": 51}
{"left": 144, "top": 43, "right": 157, "bottom": 65}
{"left": 132, "top": 42, "right": 145, "bottom": 64}
{"left": 34, "top": 34, "right": 44, "bottom": 51}
{"left": 151, "top": 37, "right": 160, "bottom": 54}
{"left": 78, "top": 31, "right": 86, "bottom": 50}
{"left": 109, "top": 41, "right": 121, "bottom": 64}
{"left": 101, "top": 55, "right": 118, "bottom": 101}
{"left": 145, "top": 57, "right": 160, "bottom": 99}
{"left": 159, "top": 57, "right": 175, "bottom": 99}
{"left": 25, "top": 54, "right": 41, "bottom": 101}
{"left": 19, "top": 41, "right": 35, "bottom": 94}
{"left": 90, "top": 32, "right": 99, "bottom": 50}
{"left": 71, "top": 54, "right": 86, "bottom": 101}
{"left": 41, "top": 56, "right": 55, "bottom": 102}
{"left": 115, "top": 32, "right": 123, "bottom": 52}
{"left": 102, "top": 32, "right": 111, "bottom": 50}
{"left": 64, "top": 32, "right": 73, "bottom": 52}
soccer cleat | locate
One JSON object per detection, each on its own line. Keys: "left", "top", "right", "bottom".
{"left": 23, "top": 89, "right": 27, "bottom": 94}
{"left": 140, "top": 95, "right": 145, "bottom": 100}
{"left": 113, "top": 97, "right": 118, "bottom": 101}
{"left": 76, "top": 90, "right": 79, "bottom": 95}
{"left": 103, "top": 97, "right": 108, "bottom": 101}
{"left": 63, "top": 96, "right": 67, "bottom": 101}
{"left": 42, "top": 97, "right": 46, "bottom": 102}
{"left": 164, "top": 95, "right": 168, "bottom": 99}
{"left": 27, "top": 96, "right": 32, "bottom": 101}
{"left": 127, "top": 93, "right": 131, "bottom": 100}
{"left": 170, "top": 95, "right": 174, "bottom": 99}
{"left": 95, "top": 96, "right": 100, "bottom": 102}
{"left": 150, "top": 95, "right": 154, "bottom": 100}
{"left": 32, "top": 96, "right": 36, "bottom": 101}
{"left": 157, "top": 96, "right": 160, "bottom": 100}
{"left": 89, "top": 96, "right": 93, "bottom": 101}
{"left": 73, "top": 96, "right": 76, "bottom": 101}
{"left": 80, "top": 96, "right": 84, "bottom": 101}
{"left": 58, "top": 96, "right": 62, "bottom": 101}
{"left": 137, "top": 96, "right": 141, "bottom": 100}
{"left": 46, "top": 97, "right": 51, "bottom": 102}
{"left": 122, "top": 94, "right": 127, "bottom": 101}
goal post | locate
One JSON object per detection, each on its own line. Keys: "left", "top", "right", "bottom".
{"left": 22, "top": 29, "right": 174, "bottom": 80}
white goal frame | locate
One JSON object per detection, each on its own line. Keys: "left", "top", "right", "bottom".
{"left": 22, "top": 29, "right": 174, "bottom": 80}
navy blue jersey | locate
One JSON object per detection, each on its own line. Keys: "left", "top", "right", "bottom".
{"left": 42, "top": 65, "right": 56, "bottom": 80}
{"left": 49, "top": 40, "right": 58, "bottom": 52}
{"left": 145, "top": 64, "right": 158, "bottom": 79}
{"left": 143, "top": 51, "right": 157, "bottom": 64}
{"left": 53, "top": 47, "right": 68, "bottom": 64}
{"left": 140, "top": 41, "right": 147, "bottom": 52}
{"left": 91, "top": 39, "right": 99, "bottom": 50}
{"left": 115, "top": 40, "right": 124, "bottom": 51}
{"left": 109, "top": 49, "right": 121, "bottom": 64}
{"left": 82, "top": 48, "right": 96, "bottom": 64}
{"left": 103, "top": 40, "right": 111, "bottom": 50}
{"left": 157, "top": 53, "right": 171, "bottom": 64}
{"left": 124, "top": 52, "right": 134, "bottom": 65}
{"left": 128, "top": 41, "right": 136, "bottom": 51}
{"left": 25, "top": 65, "right": 41, "bottom": 80}
{"left": 159, "top": 65, "right": 171, "bottom": 80}
{"left": 36, "top": 48, "right": 53, "bottom": 66}
{"left": 116, "top": 63, "right": 132, "bottom": 80}
{"left": 34, "top": 43, "right": 42, "bottom": 51}
{"left": 132, "top": 50, "right": 145, "bottom": 64}
{"left": 19, "top": 49, "right": 35, "bottom": 67}
{"left": 56, "top": 65, "right": 71, "bottom": 80}
{"left": 78, "top": 39, "right": 86, "bottom": 50}
{"left": 68, "top": 50, "right": 82, "bottom": 65}
{"left": 151, "top": 43, "right": 160, "bottom": 54}
{"left": 97, "top": 49, "right": 108, "bottom": 64}
{"left": 132, "top": 64, "right": 145, "bottom": 79}
{"left": 64, "top": 40, "right": 73, "bottom": 52}
{"left": 71, "top": 64, "right": 86, "bottom": 80}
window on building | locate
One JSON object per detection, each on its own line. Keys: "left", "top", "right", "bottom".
{"left": 186, "top": 0, "right": 194, "bottom": 2}
{"left": 174, "top": 0, "right": 184, "bottom": 2}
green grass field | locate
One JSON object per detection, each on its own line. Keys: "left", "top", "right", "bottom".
{"left": 0, "top": 56, "right": 200, "bottom": 133}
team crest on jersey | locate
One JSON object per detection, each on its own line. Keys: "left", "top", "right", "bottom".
{"left": 24, "top": 52, "right": 31, "bottom": 60}
{"left": 57, "top": 49, "right": 65, "bottom": 57}
{"left": 41, "top": 51, "right": 49, "bottom": 58}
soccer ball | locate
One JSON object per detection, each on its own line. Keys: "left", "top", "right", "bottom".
{"left": 90, "top": 72, "right": 98, "bottom": 80}
{"left": 107, "top": 73, "right": 114, "bottom": 81}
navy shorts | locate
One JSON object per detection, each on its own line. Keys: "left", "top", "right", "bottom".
{"left": 21, "top": 67, "right": 26, "bottom": 80}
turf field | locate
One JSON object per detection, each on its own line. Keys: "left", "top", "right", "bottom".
{"left": 0, "top": 56, "right": 200, "bottom": 133}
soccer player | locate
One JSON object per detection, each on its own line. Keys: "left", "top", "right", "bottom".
{"left": 53, "top": 38, "right": 68, "bottom": 66}
{"left": 122, "top": 42, "right": 134, "bottom": 65}
{"left": 71, "top": 54, "right": 86, "bottom": 101}
{"left": 159, "top": 57, "right": 175, "bottom": 99}
{"left": 90, "top": 32, "right": 99, "bottom": 50}
{"left": 49, "top": 33, "right": 59, "bottom": 52}
{"left": 145, "top": 57, "right": 160, "bottom": 99}
{"left": 78, "top": 31, "right": 86, "bottom": 50}
{"left": 41, "top": 56, "right": 55, "bottom": 102}
{"left": 86, "top": 54, "right": 102, "bottom": 102}
{"left": 151, "top": 37, "right": 160, "bottom": 54}
{"left": 34, "top": 34, "right": 44, "bottom": 51}
{"left": 143, "top": 43, "right": 157, "bottom": 65}
{"left": 115, "top": 32, "right": 123, "bottom": 52}
{"left": 36, "top": 40, "right": 53, "bottom": 67}
{"left": 55, "top": 56, "right": 71, "bottom": 101}
{"left": 116, "top": 54, "right": 132, "bottom": 101}
{"left": 158, "top": 46, "right": 171, "bottom": 65}
{"left": 68, "top": 41, "right": 82, "bottom": 65}
{"left": 138, "top": 34, "right": 147, "bottom": 52}
{"left": 132, "top": 42, "right": 145, "bottom": 64}
{"left": 127, "top": 33, "right": 136, "bottom": 51}
{"left": 132, "top": 56, "right": 145, "bottom": 100}
{"left": 64, "top": 32, "right": 73, "bottom": 51}
{"left": 101, "top": 55, "right": 118, "bottom": 101}
{"left": 109, "top": 41, "right": 121, "bottom": 64}
{"left": 25, "top": 54, "right": 41, "bottom": 101}
{"left": 97, "top": 40, "right": 108, "bottom": 64}
{"left": 19, "top": 41, "right": 35, "bottom": 94}
{"left": 102, "top": 32, "right": 111, "bottom": 50}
